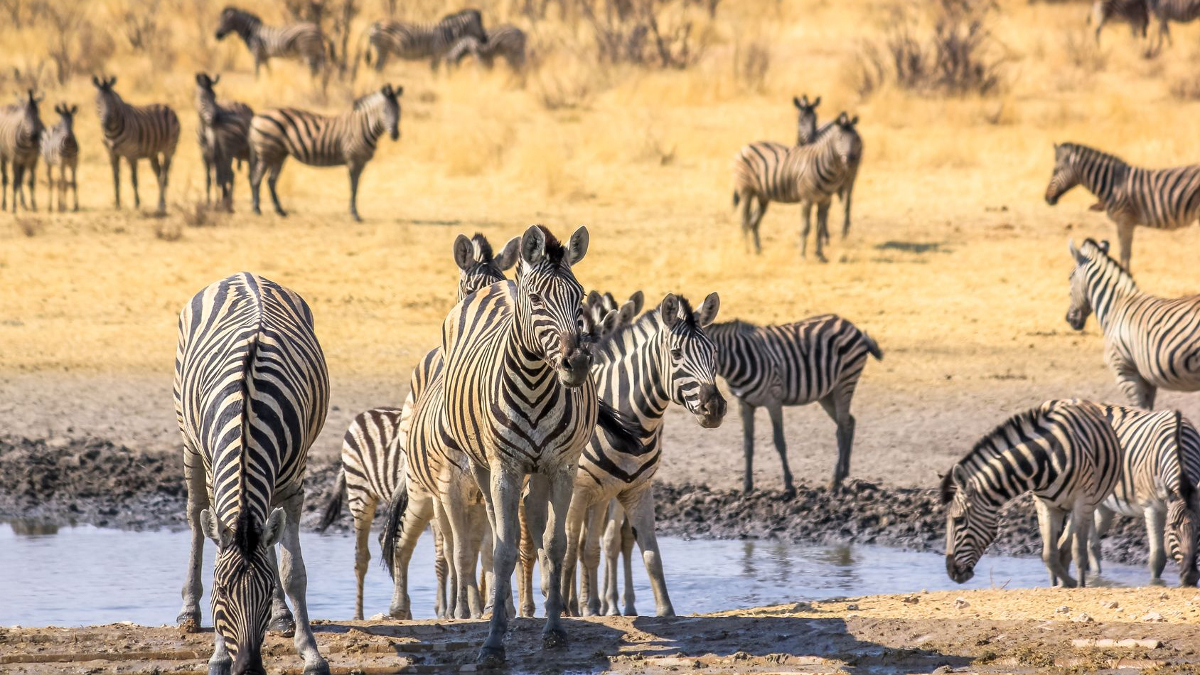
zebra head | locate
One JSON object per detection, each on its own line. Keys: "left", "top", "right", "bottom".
{"left": 514, "top": 225, "right": 591, "bottom": 387}
{"left": 941, "top": 464, "right": 1000, "bottom": 583}
{"left": 201, "top": 507, "right": 285, "bottom": 675}
{"left": 793, "top": 94, "right": 820, "bottom": 145}
{"left": 52, "top": 103, "right": 77, "bottom": 132}
{"left": 657, "top": 293, "right": 726, "bottom": 428}
{"left": 356, "top": 84, "right": 402, "bottom": 141}
{"left": 195, "top": 73, "right": 220, "bottom": 122}
{"left": 216, "top": 7, "right": 258, "bottom": 41}
{"left": 18, "top": 89, "right": 43, "bottom": 142}
{"left": 830, "top": 113, "right": 862, "bottom": 165}
{"left": 452, "top": 233, "right": 520, "bottom": 299}
{"left": 593, "top": 291, "right": 644, "bottom": 338}
{"left": 1166, "top": 497, "right": 1200, "bottom": 587}
{"left": 1065, "top": 238, "right": 1113, "bottom": 330}
{"left": 1045, "top": 143, "right": 1081, "bottom": 205}
{"left": 91, "top": 76, "right": 121, "bottom": 130}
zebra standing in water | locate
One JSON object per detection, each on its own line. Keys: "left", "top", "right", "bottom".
{"left": 447, "top": 24, "right": 528, "bottom": 71}
{"left": 92, "top": 76, "right": 179, "bottom": 215}
{"left": 40, "top": 103, "right": 78, "bottom": 213}
{"left": 733, "top": 112, "right": 862, "bottom": 262}
{"left": 1092, "top": 405, "right": 1200, "bottom": 585}
{"left": 1046, "top": 142, "right": 1200, "bottom": 271}
{"left": 195, "top": 73, "right": 253, "bottom": 212}
{"left": 1090, "top": 0, "right": 1150, "bottom": 43}
{"left": 0, "top": 90, "right": 44, "bottom": 213}
{"left": 1148, "top": 0, "right": 1200, "bottom": 53}
{"left": 175, "top": 273, "right": 329, "bottom": 675}
{"left": 317, "top": 233, "right": 519, "bottom": 621}
{"left": 792, "top": 95, "right": 859, "bottom": 247}
{"left": 366, "top": 9, "right": 487, "bottom": 71}
{"left": 942, "top": 399, "right": 1122, "bottom": 588}
{"left": 707, "top": 314, "right": 881, "bottom": 494}
{"left": 1066, "top": 238, "right": 1200, "bottom": 408}
{"left": 248, "top": 84, "right": 401, "bottom": 221}
{"left": 215, "top": 6, "right": 326, "bottom": 78}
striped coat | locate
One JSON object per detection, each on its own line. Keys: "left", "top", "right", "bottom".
{"left": 1067, "top": 238, "right": 1200, "bottom": 408}
{"left": 792, "top": 97, "right": 859, "bottom": 246}
{"left": 941, "top": 399, "right": 1122, "bottom": 588}
{"left": 366, "top": 9, "right": 487, "bottom": 71}
{"left": 248, "top": 85, "right": 401, "bottom": 221}
{"left": 174, "top": 273, "right": 328, "bottom": 674}
{"left": 1046, "top": 142, "right": 1200, "bottom": 270}
{"left": 447, "top": 25, "right": 527, "bottom": 70}
{"left": 1091, "top": 0, "right": 1150, "bottom": 42}
{"left": 195, "top": 73, "right": 253, "bottom": 211}
{"left": 215, "top": 6, "right": 325, "bottom": 77}
{"left": 0, "top": 90, "right": 44, "bottom": 213}
{"left": 40, "top": 103, "right": 78, "bottom": 213}
{"left": 92, "top": 76, "right": 180, "bottom": 214}
{"left": 1149, "top": 0, "right": 1200, "bottom": 51}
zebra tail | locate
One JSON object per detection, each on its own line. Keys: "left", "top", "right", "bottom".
{"left": 596, "top": 400, "right": 644, "bottom": 456}
{"left": 1176, "top": 410, "right": 1196, "bottom": 504}
{"left": 315, "top": 467, "right": 346, "bottom": 533}
{"left": 379, "top": 473, "right": 409, "bottom": 581}
{"left": 862, "top": 331, "right": 883, "bottom": 361}
{"left": 732, "top": 191, "right": 740, "bottom": 208}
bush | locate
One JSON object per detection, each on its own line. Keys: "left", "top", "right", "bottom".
{"left": 1170, "top": 74, "right": 1200, "bottom": 101}
{"left": 733, "top": 36, "right": 771, "bottom": 93}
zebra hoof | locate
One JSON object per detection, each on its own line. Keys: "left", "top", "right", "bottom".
{"left": 781, "top": 487, "right": 797, "bottom": 500}
{"left": 176, "top": 612, "right": 201, "bottom": 634}
{"left": 542, "top": 627, "right": 567, "bottom": 649}
{"left": 477, "top": 645, "right": 506, "bottom": 666}
{"left": 269, "top": 614, "right": 296, "bottom": 636}
{"left": 623, "top": 607, "right": 637, "bottom": 617}
{"left": 275, "top": 209, "right": 288, "bottom": 218}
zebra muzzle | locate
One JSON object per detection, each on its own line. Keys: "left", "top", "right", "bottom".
{"left": 556, "top": 332, "right": 592, "bottom": 387}
{"left": 945, "top": 555, "right": 974, "bottom": 584}
{"left": 695, "top": 384, "right": 726, "bottom": 428}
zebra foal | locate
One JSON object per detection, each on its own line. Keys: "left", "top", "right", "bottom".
{"left": 215, "top": 6, "right": 326, "bottom": 78}
{"left": 791, "top": 95, "right": 859, "bottom": 246}
{"left": 447, "top": 25, "right": 528, "bottom": 71}
{"left": 40, "top": 103, "right": 78, "bottom": 213}
{"left": 366, "top": 9, "right": 487, "bottom": 71}
{"left": 175, "top": 273, "right": 329, "bottom": 675}
{"left": 92, "top": 76, "right": 180, "bottom": 215}
{"left": 249, "top": 84, "right": 401, "bottom": 221}
{"left": 0, "top": 89, "right": 44, "bottom": 213}
{"left": 1046, "top": 142, "right": 1200, "bottom": 271}
{"left": 195, "top": 73, "right": 253, "bottom": 212}
{"left": 942, "top": 399, "right": 1122, "bottom": 588}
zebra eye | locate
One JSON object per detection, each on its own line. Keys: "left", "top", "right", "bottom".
{"left": 528, "top": 293, "right": 542, "bottom": 306}
{"left": 670, "top": 348, "right": 683, "bottom": 360}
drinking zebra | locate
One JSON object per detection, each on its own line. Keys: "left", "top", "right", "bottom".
{"left": 215, "top": 6, "right": 326, "bottom": 78}
{"left": 1045, "top": 142, "right": 1200, "bottom": 271}
{"left": 707, "top": 314, "right": 881, "bottom": 494}
{"left": 1067, "top": 238, "right": 1200, "bottom": 408}
{"left": 791, "top": 95, "right": 858, "bottom": 247}
{"left": 365, "top": 9, "right": 488, "bottom": 71}
{"left": 40, "top": 103, "right": 78, "bottom": 213}
{"left": 1092, "top": 405, "right": 1200, "bottom": 585}
{"left": 1148, "top": 0, "right": 1200, "bottom": 53}
{"left": 0, "top": 90, "right": 44, "bottom": 213}
{"left": 1090, "top": 0, "right": 1150, "bottom": 43}
{"left": 318, "top": 233, "right": 519, "bottom": 620}
{"left": 195, "top": 73, "right": 253, "bottom": 212}
{"left": 174, "top": 273, "right": 329, "bottom": 675}
{"left": 248, "top": 84, "right": 401, "bottom": 221}
{"left": 92, "top": 76, "right": 180, "bottom": 215}
{"left": 942, "top": 399, "right": 1122, "bottom": 588}
{"left": 733, "top": 112, "right": 862, "bottom": 262}
{"left": 447, "top": 24, "right": 528, "bottom": 71}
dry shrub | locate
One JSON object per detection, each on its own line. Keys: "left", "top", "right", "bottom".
{"left": 154, "top": 219, "right": 184, "bottom": 241}
{"left": 33, "top": 2, "right": 114, "bottom": 84}
{"left": 1170, "top": 74, "right": 1200, "bottom": 101}
{"left": 122, "top": 0, "right": 177, "bottom": 68}
{"left": 582, "top": 0, "right": 712, "bottom": 69}
{"left": 732, "top": 36, "right": 770, "bottom": 93}
{"left": 181, "top": 201, "right": 211, "bottom": 227}
{"left": 1063, "top": 30, "right": 1106, "bottom": 73}
{"left": 14, "top": 217, "right": 41, "bottom": 238}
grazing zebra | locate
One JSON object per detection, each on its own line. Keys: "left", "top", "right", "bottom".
{"left": 942, "top": 399, "right": 1122, "bottom": 588}
{"left": 1066, "top": 238, "right": 1200, "bottom": 408}
{"left": 1045, "top": 142, "right": 1200, "bottom": 271}
{"left": 248, "top": 84, "right": 401, "bottom": 221}
{"left": 215, "top": 6, "right": 325, "bottom": 78}
{"left": 791, "top": 96, "right": 860, "bottom": 248}
{"left": 447, "top": 24, "right": 528, "bottom": 70}
{"left": 91, "top": 76, "right": 180, "bottom": 215}
{"left": 317, "top": 233, "right": 519, "bottom": 620}
{"left": 40, "top": 103, "right": 78, "bottom": 213}
{"left": 1091, "top": 405, "right": 1200, "bottom": 585}
{"left": 0, "top": 90, "right": 44, "bottom": 213}
{"left": 1148, "top": 0, "right": 1200, "bottom": 52}
{"left": 733, "top": 112, "right": 862, "bottom": 262}
{"left": 1090, "top": 0, "right": 1150, "bottom": 42}
{"left": 174, "top": 273, "right": 329, "bottom": 675}
{"left": 366, "top": 9, "right": 488, "bottom": 71}
{"left": 707, "top": 314, "right": 881, "bottom": 494}
{"left": 195, "top": 73, "right": 253, "bottom": 212}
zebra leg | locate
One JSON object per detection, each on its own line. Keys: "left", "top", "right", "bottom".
{"left": 204, "top": 154, "right": 212, "bottom": 206}
{"left": 820, "top": 394, "right": 857, "bottom": 490}
{"left": 741, "top": 400, "right": 757, "bottom": 493}
{"left": 1090, "top": 506, "right": 1112, "bottom": 577}
{"left": 478, "top": 465, "right": 523, "bottom": 665}
{"left": 600, "top": 502, "right": 621, "bottom": 616}
{"left": 267, "top": 160, "right": 288, "bottom": 217}
{"left": 127, "top": 157, "right": 140, "bottom": 210}
{"left": 624, "top": 488, "right": 674, "bottom": 617}
{"left": 1115, "top": 220, "right": 1135, "bottom": 271}
{"left": 177, "top": 447, "right": 207, "bottom": 632}
{"left": 579, "top": 503, "right": 605, "bottom": 616}
{"left": 266, "top": 545, "right": 296, "bottom": 634}
{"left": 158, "top": 152, "right": 174, "bottom": 215}
{"left": 738, "top": 190, "right": 755, "bottom": 252}
{"left": 109, "top": 154, "right": 121, "bottom": 209}
{"left": 389, "top": 491, "right": 433, "bottom": 620}
{"left": 751, "top": 199, "right": 767, "bottom": 254}
{"left": 461, "top": 501, "right": 488, "bottom": 618}
{"left": 541, "top": 469, "right": 575, "bottom": 647}
{"left": 1, "top": 158, "right": 7, "bottom": 211}
{"left": 149, "top": 156, "right": 164, "bottom": 215}
{"left": 814, "top": 201, "right": 831, "bottom": 263}
{"left": 348, "top": 164, "right": 364, "bottom": 222}
{"left": 351, "top": 496, "right": 377, "bottom": 621}
{"left": 1147, "top": 506, "right": 1168, "bottom": 583}
{"left": 249, "top": 154, "right": 266, "bottom": 215}
{"left": 11, "top": 163, "right": 23, "bottom": 213}
{"left": 1034, "top": 498, "right": 1077, "bottom": 587}
{"left": 766, "top": 404, "right": 795, "bottom": 498}
{"left": 58, "top": 164, "right": 67, "bottom": 212}
{"left": 620, "top": 515, "right": 636, "bottom": 616}
{"left": 433, "top": 507, "right": 453, "bottom": 619}
{"left": 277, "top": 494, "right": 330, "bottom": 675}
{"left": 70, "top": 164, "right": 78, "bottom": 212}
{"left": 557, "top": 489, "right": 590, "bottom": 618}
{"left": 1070, "top": 503, "right": 1096, "bottom": 587}
{"left": 841, "top": 180, "right": 854, "bottom": 239}
{"left": 26, "top": 158, "right": 36, "bottom": 211}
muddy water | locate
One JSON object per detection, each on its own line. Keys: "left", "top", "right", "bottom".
{"left": 0, "top": 521, "right": 1157, "bottom": 627}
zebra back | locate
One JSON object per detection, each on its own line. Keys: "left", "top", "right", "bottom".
{"left": 1152, "top": 0, "right": 1200, "bottom": 22}
{"left": 92, "top": 76, "right": 179, "bottom": 160}
{"left": 369, "top": 9, "right": 487, "bottom": 64}
{"left": 1102, "top": 405, "right": 1197, "bottom": 512}
{"left": 734, "top": 113, "right": 861, "bottom": 205}
{"left": 0, "top": 90, "right": 44, "bottom": 163}
{"left": 250, "top": 85, "right": 400, "bottom": 168}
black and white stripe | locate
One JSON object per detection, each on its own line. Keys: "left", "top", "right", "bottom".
{"left": 1091, "top": 0, "right": 1150, "bottom": 42}
{"left": 195, "top": 73, "right": 253, "bottom": 212}
{"left": 792, "top": 95, "right": 860, "bottom": 249}
{"left": 366, "top": 9, "right": 487, "bottom": 71}
{"left": 1046, "top": 142, "right": 1200, "bottom": 270}
{"left": 1067, "top": 238, "right": 1200, "bottom": 408}
{"left": 0, "top": 90, "right": 44, "bottom": 213}
{"left": 941, "top": 399, "right": 1122, "bottom": 588}
{"left": 40, "top": 103, "right": 78, "bottom": 213}
{"left": 1149, "top": 0, "right": 1200, "bottom": 51}
{"left": 447, "top": 24, "right": 527, "bottom": 70}
{"left": 215, "top": 6, "right": 326, "bottom": 78}
{"left": 248, "top": 85, "right": 401, "bottom": 221}
{"left": 92, "top": 76, "right": 180, "bottom": 215}
{"left": 707, "top": 314, "right": 881, "bottom": 493}
{"left": 174, "top": 272, "right": 329, "bottom": 675}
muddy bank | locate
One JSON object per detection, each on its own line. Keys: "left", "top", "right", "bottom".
{"left": 0, "top": 435, "right": 1154, "bottom": 569}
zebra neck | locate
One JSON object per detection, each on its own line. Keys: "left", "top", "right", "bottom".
{"left": 594, "top": 326, "right": 671, "bottom": 434}
{"left": 505, "top": 314, "right": 556, "bottom": 386}
{"left": 1076, "top": 151, "right": 1128, "bottom": 204}
{"left": 354, "top": 108, "right": 384, "bottom": 146}
{"left": 1086, "top": 262, "right": 1140, "bottom": 332}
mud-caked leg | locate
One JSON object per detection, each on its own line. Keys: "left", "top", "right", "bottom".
{"left": 1090, "top": 507, "right": 1112, "bottom": 577}
{"left": 623, "top": 488, "right": 674, "bottom": 617}
{"left": 766, "top": 404, "right": 795, "bottom": 497}
{"left": 351, "top": 499, "right": 377, "bottom": 620}
{"left": 741, "top": 401, "right": 756, "bottom": 494}
{"left": 1035, "top": 498, "right": 1076, "bottom": 587}
{"left": 266, "top": 544, "right": 296, "bottom": 635}
{"left": 478, "top": 465, "right": 523, "bottom": 665}
{"left": 278, "top": 494, "right": 329, "bottom": 675}
{"left": 1146, "top": 507, "right": 1167, "bottom": 583}
{"left": 177, "top": 447, "right": 208, "bottom": 633}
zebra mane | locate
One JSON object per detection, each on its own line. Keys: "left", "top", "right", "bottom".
{"left": 1060, "top": 142, "right": 1128, "bottom": 169}
{"left": 471, "top": 233, "right": 494, "bottom": 262}
{"left": 943, "top": 406, "right": 1058, "bottom": 504}
{"left": 233, "top": 506, "right": 262, "bottom": 557}
{"left": 1079, "top": 237, "right": 1136, "bottom": 286}
{"left": 534, "top": 225, "right": 566, "bottom": 264}
{"left": 352, "top": 90, "right": 383, "bottom": 111}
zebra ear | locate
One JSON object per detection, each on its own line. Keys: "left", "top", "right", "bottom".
{"left": 200, "top": 509, "right": 233, "bottom": 548}
{"left": 494, "top": 236, "right": 520, "bottom": 271}
{"left": 695, "top": 292, "right": 720, "bottom": 328}
{"left": 600, "top": 308, "right": 620, "bottom": 336}
{"left": 69, "top": 104, "right": 77, "bottom": 115}
{"left": 394, "top": 85, "right": 404, "bottom": 97}
{"left": 520, "top": 225, "right": 547, "bottom": 265}
{"left": 659, "top": 293, "right": 681, "bottom": 328}
{"left": 813, "top": 96, "right": 821, "bottom": 107}
{"left": 262, "top": 507, "right": 286, "bottom": 548}
{"left": 617, "top": 298, "right": 638, "bottom": 326}
{"left": 586, "top": 290, "right": 602, "bottom": 310}
{"left": 211, "top": 73, "right": 220, "bottom": 85}
{"left": 628, "top": 290, "right": 644, "bottom": 315}
{"left": 92, "top": 75, "right": 101, "bottom": 88}
{"left": 1098, "top": 240, "right": 1110, "bottom": 255}
{"left": 565, "top": 226, "right": 589, "bottom": 266}
{"left": 108, "top": 76, "right": 117, "bottom": 87}
{"left": 452, "top": 234, "right": 474, "bottom": 271}
{"left": 849, "top": 115, "right": 859, "bottom": 125}
{"left": 793, "top": 95, "right": 803, "bottom": 109}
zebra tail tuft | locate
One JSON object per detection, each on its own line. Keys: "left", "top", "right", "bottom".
{"left": 1176, "top": 410, "right": 1196, "bottom": 503}
{"left": 315, "top": 467, "right": 346, "bottom": 533}
{"left": 732, "top": 191, "right": 740, "bottom": 208}
{"left": 596, "top": 400, "right": 644, "bottom": 456}
{"left": 379, "top": 474, "right": 409, "bottom": 581}
{"left": 862, "top": 331, "right": 883, "bottom": 361}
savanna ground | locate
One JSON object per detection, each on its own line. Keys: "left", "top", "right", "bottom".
{"left": 3, "top": 0, "right": 1200, "bottom": 669}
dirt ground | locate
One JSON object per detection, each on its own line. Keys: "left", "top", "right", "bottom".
{"left": 3, "top": 588, "right": 1199, "bottom": 674}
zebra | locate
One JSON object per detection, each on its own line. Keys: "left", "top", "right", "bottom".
{"left": 195, "top": 73, "right": 253, "bottom": 212}
{"left": 706, "top": 314, "right": 881, "bottom": 495}
{"left": 248, "top": 84, "right": 401, "bottom": 222}
{"left": 942, "top": 399, "right": 1122, "bottom": 588}
{"left": 91, "top": 76, "right": 180, "bottom": 215}
{"left": 1045, "top": 142, "right": 1200, "bottom": 271}
{"left": 40, "top": 103, "right": 78, "bottom": 213}
{"left": 1066, "top": 238, "right": 1200, "bottom": 409}
{"left": 733, "top": 112, "right": 862, "bottom": 262}
{"left": 1091, "top": 405, "right": 1200, "bottom": 585}
{"left": 0, "top": 89, "right": 44, "bottom": 213}
{"left": 365, "top": 9, "right": 487, "bottom": 71}
{"left": 317, "top": 233, "right": 519, "bottom": 621}
{"left": 1090, "top": 0, "right": 1150, "bottom": 43}
{"left": 1148, "top": 0, "right": 1200, "bottom": 53}
{"left": 447, "top": 24, "right": 528, "bottom": 71}
{"left": 792, "top": 96, "right": 860, "bottom": 249}
{"left": 174, "top": 273, "right": 329, "bottom": 675}
{"left": 215, "top": 6, "right": 325, "bottom": 78}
